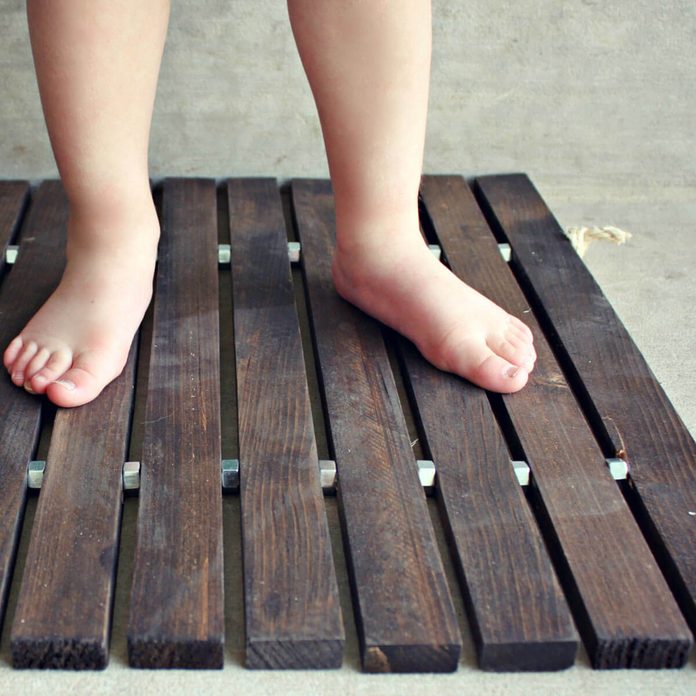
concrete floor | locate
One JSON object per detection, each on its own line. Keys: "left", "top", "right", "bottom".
{"left": 0, "top": 181, "right": 694, "bottom": 695}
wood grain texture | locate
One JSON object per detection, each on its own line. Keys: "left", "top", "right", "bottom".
{"left": 474, "top": 173, "right": 696, "bottom": 632}
{"left": 292, "top": 179, "right": 461, "bottom": 673}
{"left": 11, "top": 342, "right": 137, "bottom": 669}
{"left": 128, "top": 179, "right": 224, "bottom": 668}
{"left": 396, "top": 334, "right": 578, "bottom": 671}
{"left": 228, "top": 178, "right": 345, "bottom": 669}
{"left": 0, "top": 182, "right": 64, "bottom": 632}
{"left": 0, "top": 181, "right": 29, "bottom": 275}
{"left": 419, "top": 175, "right": 693, "bottom": 669}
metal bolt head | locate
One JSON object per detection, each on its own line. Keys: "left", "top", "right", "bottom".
{"left": 123, "top": 461, "right": 141, "bottom": 491}
{"left": 512, "top": 460, "right": 530, "bottom": 486}
{"left": 606, "top": 457, "right": 628, "bottom": 481}
{"left": 416, "top": 459, "right": 436, "bottom": 489}
{"left": 218, "top": 244, "right": 231, "bottom": 264}
{"left": 320, "top": 459, "right": 337, "bottom": 492}
{"left": 288, "top": 241, "right": 301, "bottom": 263}
{"left": 27, "top": 460, "right": 46, "bottom": 489}
{"left": 6, "top": 245, "right": 19, "bottom": 265}
{"left": 221, "top": 458, "right": 240, "bottom": 491}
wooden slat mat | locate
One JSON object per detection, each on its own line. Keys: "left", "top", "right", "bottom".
{"left": 0, "top": 176, "right": 693, "bottom": 673}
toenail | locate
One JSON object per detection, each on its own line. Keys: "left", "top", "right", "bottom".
{"left": 505, "top": 365, "right": 522, "bottom": 379}
{"left": 24, "top": 383, "right": 36, "bottom": 394}
{"left": 52, "top": 379, "right": 76, "bottom": 391}
{"left": 33, "top": 375, "right": 47, "bottom": 385}
{"left": 12, "top": 373, "right": 23, "bottom": 384}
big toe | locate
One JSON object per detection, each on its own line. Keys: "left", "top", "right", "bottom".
{"left": 471, "top": 351, "right": 530, "bottom": 393}
{"left": 44, "top": 351, "right": 123, "bottom": 408}
{"left": 441, "top": 335, "right": 530, "bottom": 393}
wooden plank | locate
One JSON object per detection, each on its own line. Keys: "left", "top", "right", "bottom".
{"left": 0, "top": 182, "right": 64, "bottom": 632}
{"left": 474, "top": 173, "right": 696, "bottom": 632}
{"left": 228, "top": 178, "right": 344, "bottom": 668}
{"left": 419, "top": 175, "right": 693, "bottom": 669}
{"left": 0, "top": 181, "right": 29, "bottom": 274}
{"left": 292, "top": 179, "right": 462, "bottom": 673}
{"left": 11, "top": 342, "right": 137, "bottom": 669}
{"left": 128, "top": 179, "right": 224, "bottom": 668}
{"left": 395, "top": 334, "right": 578, "bottom": 671}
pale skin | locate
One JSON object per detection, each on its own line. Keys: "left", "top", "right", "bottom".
{"left": 4, "top": 0, "right": 536, "bottom": 408}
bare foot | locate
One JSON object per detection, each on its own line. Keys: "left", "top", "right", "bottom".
{"left": 331, "top": 229, "right": 536, "bottom": 393}
{"left": 3, "top": 205, "right": 159, "bottom": 407}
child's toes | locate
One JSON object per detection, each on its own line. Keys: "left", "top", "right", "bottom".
{"left": 3, "top": 336, "right": 24, "bottom": 370}
{"left": 510, "top": 315, "right": 534, "bottom": 341}
{"left": 23, "top": 346, "right": 52, "bottom": 383}
{"left": 27, "top": 349, "right": 73, "bottom": 394}
{"left": 490, "top": 332, "right": 535, "bottom": 370}
{"left": 10, "top": 340, "right": 39, "bottom": 385}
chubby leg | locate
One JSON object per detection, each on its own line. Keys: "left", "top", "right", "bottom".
{"left": 288, "top": 0, "right": 535, "bottom": 392}
{"left": 3, "top": 0, "right": 170, "bottom": 407}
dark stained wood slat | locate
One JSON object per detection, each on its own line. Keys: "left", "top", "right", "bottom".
{"left": 419, "top": 175, "right": 693, "bottom": 669}
{"left": 0, "top": 182, "right": 64, "bottom": 632}
{"left": 395, "top": 335, "right": 578, "bottom": 671}
{"left": 474, "top": 173, "right": 696, "bottom": 632}
{"left": 128, "top": 179, "right": 224, "bottom": 668}
{"left": 292, "top": 179, "right": 462, "bottom": 673}
{"left": 0, "top": 181, "right": 29, "bottom": 274}
{"left": 11, "top": 343, "right": 137, "bottom": 669}
{"left": 228, "top": 178, "right": 345, "bottom": 669}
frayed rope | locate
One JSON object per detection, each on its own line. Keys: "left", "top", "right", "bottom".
{"left": 564, "top": 225, "right": 632, "bottom": 258}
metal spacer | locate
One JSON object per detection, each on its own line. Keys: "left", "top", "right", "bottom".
{"left": 288, "top": 241, "right": 301, "bottom": 263}
{"left": 221, "top": 458, "right": 240, "bottom": 491}
{"left": 320, "top": 459, "right": 337, "bottom": 492}
{"left": 27, "top": 460, "right": 45, "bottom": 489}
{"left": 498, "top": 243, "right": 512, "bottom": 262}
{"left": 123, "top": 461, "right": 141, "bottom": 491}
{"left": 218, "top": 244, "right": 231, "bottom": 264}
{"left": 606, "top": 457, "right": 628, "bottom": 481}
{"left": 512, "top": 460, "right": 530, "bottom": 486}
{"left": 5, "top": 245, "right": 19, "bottom": 265}
{"left": 417, "top": 459, "right": 436, "bottom": 490}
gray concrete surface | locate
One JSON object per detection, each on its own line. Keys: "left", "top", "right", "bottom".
{"left": 1, "top": 0, "right": 695, "bottom": 197}
{"left": 1, "top": 0, "right": 695, "bottom": 694}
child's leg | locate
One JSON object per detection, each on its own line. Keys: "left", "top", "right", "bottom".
{"left": 3, "top": 0, "right": 170, "bottom": 407}
{"left": 288, "top": 0, "right": 536, "bottom": 392}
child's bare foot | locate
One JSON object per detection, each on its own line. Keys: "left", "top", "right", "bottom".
{"left": 3, "top": 204, "right": 159, "bottom": 408}
{"left": 331, "top": 226, "right": 536, "bottom": 393}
